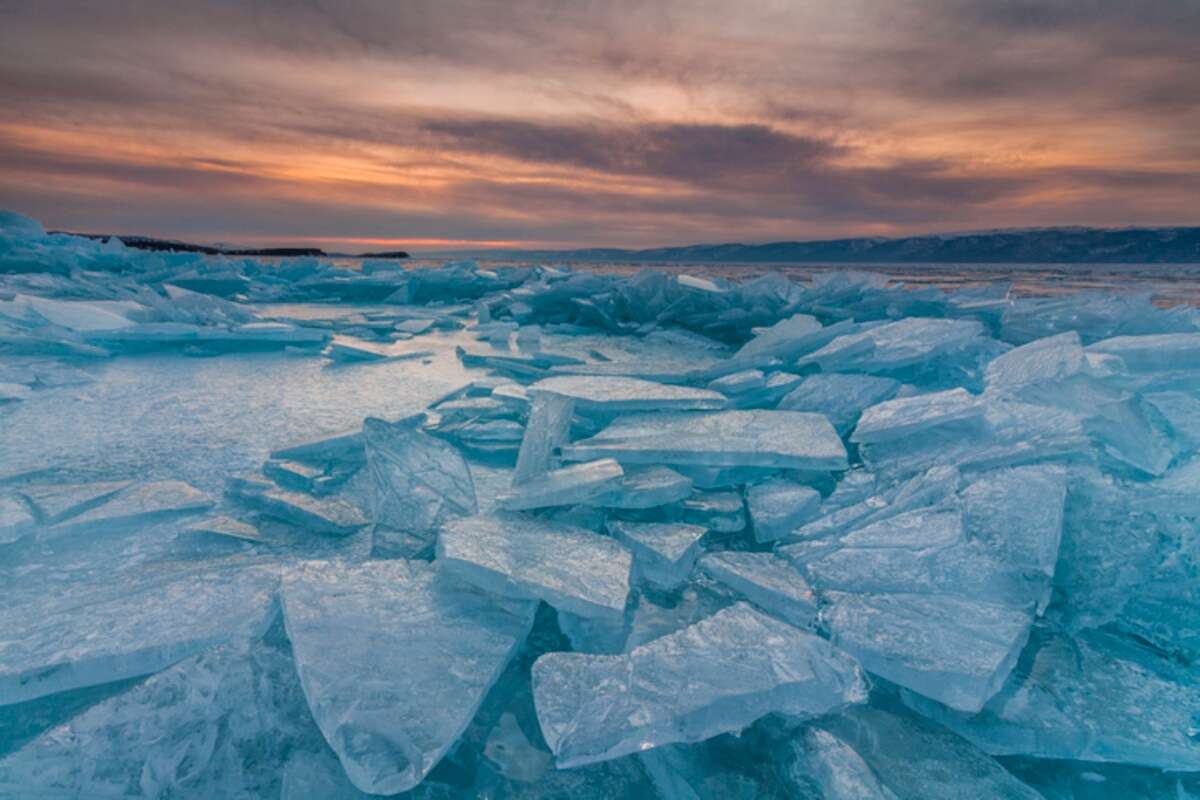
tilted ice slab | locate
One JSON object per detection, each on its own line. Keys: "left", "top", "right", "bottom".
{"left": 699, "top": 551, "right": 817, "bottom": 629}
{"left": 512, "top": 391, "right": 573, "bottom": 484}
{"left": 745, "top": 478, "right": 821, "bottom": 542}
{"left": 562, "top": 410, "right": 847, "bottom": 471}
{"left": 1087, "top": 331, "right": 1200, "bottom": 372}
{"left": 798, "top": 704, "right": 1044, "bottom": 800}
{"left": 903, "top": 627, "right": 1200, "bottom": 771}
{"left": 498, "top": 459, "right": 625, "bottom": 510}
{"left": 0, "top": 636, "right": 322, "bottom": 799}
{"left": 438, "top": 512, "right": 632, "bottom": 621}
{"left": 607, "top": 520, "right": 707, "bottom": 589}
{"left": 325, "top": 335, "right": 433, "bottom": 363}
{"left": 532, "top": 602, "right": 866, "bottom": 768}
{"left": 851, "top": 388, "right": 983, "bottom": 445}
{"left": 528, "top": 375, "right": 726, "bottom": 413}
{"left": 271, "top": 428, "right": 365, "bottom": 465}
{"left": 282, "top": 560, "right": 536, "bottom": 794}
{"left": 15, "top": 480, "right": 131, "bottom": 524}
{"left": 778, "top": 373, "right": 900, "bottom": 435}
{"left": 0, "top": 493, "right": 36, "bottom": 545}
{"left": 44, "top": 480, "right": 214, "bottom": 539}
{"left": 984, "top": 331, "right": 1088, "bottom": 393}
{"left": 583, "top": 464, "right": 693, "bottom": 509}
{"left": 363, "top": 416, "right": 476, "bottom": 536}
{"left": 820, "top": 592, "right": 1031, "bottom": 713}
{"left": 800, "top": 317, "right": 986, "bottom": 373}
{"left": 0, "top": 562, "right": 279, "bottom": 705}
{"left": 230, "top": 483, "right": 367, "bottom": 536}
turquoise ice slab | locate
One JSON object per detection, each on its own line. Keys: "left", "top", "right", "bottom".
{"left": 532, "top": 602, "right": 866, "bottom": 768}
{"left": 281, "top": 560, "right": 536, "bottom": 795}
{"left": 0, "top": 563, "right": 279, "bottom": 706}
{"left": 363, "top": 416, "right": 476, "bottom": 536}
{"left": 438, "top": 512, "right": 632, "bottom": 621}
{"left": 903, "top": 627, "right": 1200, "bottom": 771}
{"left": 562, "top": 409, "right": 848, "bottom": 470}
{"left": 528, "top": 374, "right": 727, "bottom": 412}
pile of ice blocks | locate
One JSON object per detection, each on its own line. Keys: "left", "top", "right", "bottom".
{"left": 2, "top": 210, "right": 1199, "bottom": 798}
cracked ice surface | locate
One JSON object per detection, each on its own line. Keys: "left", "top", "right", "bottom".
{"left": 5, "top": 214, "right": 1200, "bottom": 797}
{"left": 532, "top": 602, "right": 867, "bottom": 768}
{"left": 281, "top": 560, "right": 536, "bottom": 794}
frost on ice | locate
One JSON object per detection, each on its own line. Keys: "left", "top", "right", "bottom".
{"left": 2, "top": 211, "right": 1199, "bottom": 797}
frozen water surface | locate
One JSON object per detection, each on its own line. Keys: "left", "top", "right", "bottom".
{"left": 2, "top": 214, "right": 1199, "bottom": 797}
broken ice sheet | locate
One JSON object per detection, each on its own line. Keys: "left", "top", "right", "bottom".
{"left": 851, "top": 387, "right": 983, "bottom": 445}
{"left": 498, "top": 458, "right": 624, "bottom": 510}
{"left": 438, "top": 512, "right": 632, "bottom": 621}
{"left": 699, "top": 551, "right": 817, "bottom": 629}
{"left": 583, "top": 464, "right": 693, "bottom": 509}
{"left": 562, "top": 409, "right": 847, "bottom": 471}
{"left": 903, "top": 626, "right": 1200, "bottom": 771}
{"left": 532, "top": 602, "right": 866, "bottom": 768}
{"left": 0, "top": 632, "right": 326, "bottom": 799}
{"left": 607, "top": 520, "right": 707, "bottom": 589}
{"left": 778, "top": 373, "right": 900, "bottom": 435}
{"left": 281, "top": 560, "right": 536, "bottom": 795}
{"left": 0, "top": 562, "right": 279, "bottom": 705}
{"left": 796, "top": 704, "right": 1044, "bottom": 800}
{"left": 42, "top": 480, "right": 214, "bottom": 540}
{"left": 228, "top": 482, "right": 367, "bottom": 536}
{"left": 745, "top": 477, "right": 821, "bottom": 542}
{"left": 363, "top": 416, "right": 476, "bottom": 538}
{"left": 528, "top": 374, "right": 726, "bottom": 413}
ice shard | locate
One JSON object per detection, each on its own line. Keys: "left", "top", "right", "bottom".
{"left": 698, "top": 551, "right": 817, "bottom": 629}
{"left": 777, "top": 373, "right": 900, "bottom": 434}
{"left": 528, "top": 375, "right": 726, "bottom": 412}
{"left": 229, "top": 483, "right": 367, "bottom": 536}
{"left": 512, "top": 391, "right": 574, "bottom": 484}
{"left": 583, "top": 464, "right": 693, "bottom": 509}
{"left": 562, "top": 410, "right": 848, "bottom": 470}
{"left": 498, "top": 458, "right": 624, "bottom": 510}
{"left": 363, "top": 416, "right": 476, "bottom": 537}
{"left": 282, "top": 560, "right": 536, "bottom": 794}
{"left": 851, "top": 388, "right": 983, "bottom": 445}
{"left": 745, "top": 478, "right": 821, "bottom": 542}
{"left": 0, "top": 563, "right": 279, "bottom": 705}
{"left": 607, "top": 520, "right": 707, "bottom": 589}
{"left": 0, "top": 635, "right": 323, "bottom": 799}
{"left": 903, "top": 627, "right": 1200, "bottom": 771}
{"left": 44, "top": 480, "right": 214, "bottom": 539}
{"left": 438, "top": 512, "right": 632, "bottom": 621}
{"left": 797, "top": 704, "right": 1045, "bottom": 800}
{"left": 531, "top": 602, "right": 867, "bottom": 767}
{"left": 15, "top": 480, "right": 132, "bottom": 524}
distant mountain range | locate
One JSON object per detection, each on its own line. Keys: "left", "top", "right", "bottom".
{"left": 56, "top": 226, "right": 1200, "bottom": 263}
{"left": 56, "top": 232, "right": 409, "bottom": 260}
{"left": 439, "top": 226, "right": 1200, "bottom": 264}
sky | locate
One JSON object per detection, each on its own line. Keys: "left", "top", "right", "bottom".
{"left": 0, "top": 1, "right": 1197, "bottom": 251}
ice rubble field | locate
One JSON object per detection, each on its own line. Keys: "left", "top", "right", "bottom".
{"left": 1, "top": 210, "right": 1199, "bottom": 799}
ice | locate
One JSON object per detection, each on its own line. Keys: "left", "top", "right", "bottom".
{"left": 228, "top": 482, "right": 367, "bottom": 536}
{"left": 1087, "top": 331, "right": 1200, "bottom": 371}
{"left": 531, "top": 602, "right": 867, "bottom": 767}
{"left": 0, "top": 634, "right": 323, "bottom": 799}
{"left": 270, "top": 429, "right": 365, "bottom": 465}
{"left": 583, "top": 464, "right": 693, "bottom": 508}
{"left": 699, "top": 551, "right": 817, "bottom": 629}
{"left": 904, "top": 627, "right": 1200, "bottom": 771}
{"left": 7, "top": 213, "right": 1200, "bottom": 793}
{"left": 562, "top": 409, "right": 848, "bottom": 470}
{"left": 607, "top": 520, "right": 707, "bottom": 589}
{"left": 44, "top": 480, "right": 214, "bottom": 540}
{"left": 14, "top": 480, "right": 131, "bottom": 524}
{"left": 0, "top": 563, "right": 279, "bottom": 705}
{"left": 363, "top": 416, "right": 476, "bottom": 541}
{"left": 777, "top": 373, "right": 900, "bottom": 434}
{"left": 0, "top": 493, "right": 36, "bottom": 545}
{"left": 325, "top": 335, "right": 433, "bottom": 363}
{"left": 820, "top": 592, "right": 1031, "bottom": 713}
{"left": 851, "top": 388, "right": 983, "bottom": 444}
{"left": 438, "top": 512, "right": 633, "bottom": 621}
{"left": 498, "top": 458, "right": 624, "bottom": 510}
{"left": 745, "top": 477, "right": 821, "bottom": 542}
{"left": 281, "top": 560, "right": 536, "bottom": 794}
{"left": 798, "top": 704, "right": 1045, "bottom": 799}
{"left": 183, "top": 514, "right": 265, "bottom": 543}
{"left": 528, "top": 375, "right": 726, "bottom": 412}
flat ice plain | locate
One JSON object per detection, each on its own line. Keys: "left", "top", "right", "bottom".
{"left": 1, "top": 210, "right": 1198, "bottom": 798}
